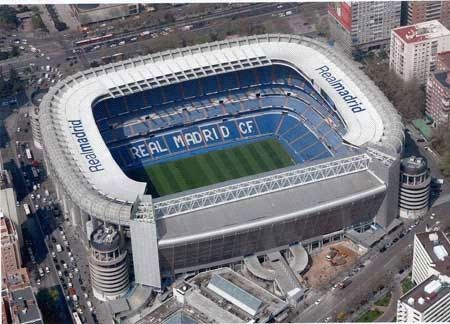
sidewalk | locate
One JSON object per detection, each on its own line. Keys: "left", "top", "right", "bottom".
{"left": 375, "top": 281, "right": 401, "bottom": 322}
{"left": 38, "top": 5, "right": 58, "bottom": 33}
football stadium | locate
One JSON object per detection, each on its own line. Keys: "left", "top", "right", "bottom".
{"left": 40, "top": 34, "right": 403, "bottom": 298}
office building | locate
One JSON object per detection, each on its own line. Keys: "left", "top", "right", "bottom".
{"left": 390, "top": 20, "right": 450, "bottom": 83}
{"left": 407, "top": 1, "right": 450, "bottom": 30}
{"left": 328, "top": 1, "right": 401, "bottom": 58}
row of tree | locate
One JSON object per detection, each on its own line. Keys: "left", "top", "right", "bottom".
{"left": 0, "top": 6, "right": 19, "bottom": 30}
{"left": 363, "top": 56, "right": 426, "bottom": 122}
{"left": 0, "top": 68, "right": 25, "bottom": 99}
{"left": 0, "top": 45, "right": 20, "bottom": 61}
{"left": 431, "top": 127, "right": 450, "bottom": 177}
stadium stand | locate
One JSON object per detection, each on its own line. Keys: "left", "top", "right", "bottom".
{"left": 93, "top": 64, "right": 351, "bottom": 171}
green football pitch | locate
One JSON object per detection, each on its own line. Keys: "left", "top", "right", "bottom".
{"left": 130, "top": 138, "right": 294, "bottom": 197}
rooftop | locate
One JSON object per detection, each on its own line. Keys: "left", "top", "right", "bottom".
{"left": 400, "top": 275, "right": 450, "bottom": 312}
{"left": 10, "top": 287, "right": 42, "bottom": 324}
{"left": 207, "top": 274, "right": 263, "bottom": 316}
{"left": 393, "top": 20, "right": 450, "bottom": 44}
{"left": 416, "top": 231, "right": 450, "bottom": 276}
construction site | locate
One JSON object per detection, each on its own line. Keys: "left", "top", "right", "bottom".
{"left": 303, "top": 240, "right": 363, "bottom": 288}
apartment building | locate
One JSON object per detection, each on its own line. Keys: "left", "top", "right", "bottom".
{"left": 397, "top": 231, "right": 450, "bottom": 322}
{"left": 407, "top": 1, "right": 450, "bottom": 30}
{"left": 1, "top": 215, "right": 22, "bottom": 284}
{"left": 328, "top": 1, "right": 401, "bottom": 58}
{"left": 390, "top": 20, "right": 450, "bottom": 83}
{"left": 426, "top": 51, "right": 450, "bottom": 127}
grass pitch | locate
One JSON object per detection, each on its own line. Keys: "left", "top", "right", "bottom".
{"left": 134, "top": 138, "right": 294, "bottom": 197}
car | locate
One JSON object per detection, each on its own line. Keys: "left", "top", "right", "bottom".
{"left": 69, "top": 273, "right": 73, "bottom": 279}
{"left": 393, "top": 238, "right": 399, "bottom": 243}
{"left": 315, "top": 298, "right": 321, "bottom": 305}
{"left": 36, "top": 279, "right": 41, "bottom": 285}
{"left": 74, "top": 267, "right": 79, "bottom": 273}
{"left": 379, "top": 246, "right": 387, "bottom": 253}
{"left": 51, "top": 251, "right": 56, "bottom": 258}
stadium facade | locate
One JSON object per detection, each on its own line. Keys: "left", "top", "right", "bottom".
{"left": 39, "top": 34, "right": 404, "bottom": 297}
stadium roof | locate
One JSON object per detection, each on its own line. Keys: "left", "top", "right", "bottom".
{"left": 157, "top": 168, "right": 385, "bottom": 246}
{"left": 40, "top": 34, "right": 403, "bottom": 224}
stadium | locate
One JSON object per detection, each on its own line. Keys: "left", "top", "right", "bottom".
{"left": 40, "top": 34, "right": 403, "bottom": 299}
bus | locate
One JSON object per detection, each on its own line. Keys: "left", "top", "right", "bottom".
{"left": 23, "top": 204, "right": 31, "bottom": 216}
{"left": 74, "top": 33, "right": 113, "bottom": 47}
{"left": 25, "top": 148, "right": 33, "bottom": 160}
{"left": 72, "top": 312, "right": 82, "bottom": 324}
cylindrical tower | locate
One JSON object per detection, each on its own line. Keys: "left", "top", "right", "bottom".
{"left": 89, "top": 225, "right": 130, "bottom": 301}
{"left": 399, "top": 156, "right": 430, "bottom": 219}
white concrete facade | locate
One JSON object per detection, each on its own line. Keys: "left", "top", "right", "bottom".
{"left": 390, "top": 20, "right": 450, "bottom": 83}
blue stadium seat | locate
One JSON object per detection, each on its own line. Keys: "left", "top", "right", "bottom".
{"left": 145, "top": 88, "right": 164, "bottom": 106}
{"left": 302, "top": 142, "right": 329, "bottom": 160}
{"left": 163, "top": 84, "right": 183, "bottom": 102}
{"left": 132, "top": 122, "right": 148, "bottom": 134}
{"left": 182, "top": 80, "right": 199, "bottom": 99}
{"left": 243, "top": 99, "right": 260, "bottom": 111}
{"left": 93, "top": 101, "right": 110, "bottom": 120}
{"left": 256, "top": 66, "right": 273, "bottom": 85}
{"left": 126, "top": 94, "right": 145, "bottom": 111}
{"left": 282, "top": 125, "right": 308, "bottom": 143}
{"left": 220, "top": 73, "right": 239, "bottom": 90}
{"left": 101, "top": 129, "right": 116, "bottom": 144}
{"left": 202, "top": 76, "right": 219, "bottom": 95}
{"left": 224, "top": 102, "right": 241, "bottom": 114}
{"left": 254, "top": 114, "right": 281, "bottom": 134}
{"left": 96, "top": 119, "right": 109, "bottom": 132}
{"left": 277, "top": 115, "right": 299, "bottom": 134}
{"left": 237, "top": 69, "right": 256, "bottom": 88}
{"left": 106, "top": 98, "right": 128, "bottom": 116}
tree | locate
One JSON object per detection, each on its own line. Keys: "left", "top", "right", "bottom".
{"left": 363, "top": 57, "right": 425, "bottom": 122}
{"left": 0, "top": 6, "right": 18, "bottom": 29}
{"left": 315, "top": 16, "right": 330, "bottom": 38}
{"left": 441, "top": 153, "right": 450, "bottom": 177}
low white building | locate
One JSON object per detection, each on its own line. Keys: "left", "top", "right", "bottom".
{"left": 397, "top": 231, "right": 450, "bottom": 322}
{"left": 390, "top": 20, "right": 450, "bottom": 84}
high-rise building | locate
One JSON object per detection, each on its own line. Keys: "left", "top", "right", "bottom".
{"left": 407, "top": 1, "right": 450, "bottom": 30}
{"left": 397, "top": 231, "right": 450, "bottom": 322}
{"left": 328, "top": 1, "right": 401, "bottom": 58}
{"left": 1, "top": 215, "right": 22, "bottom": 283}
{"left": 390, "top": 20, "right": 450, "bottom": 83}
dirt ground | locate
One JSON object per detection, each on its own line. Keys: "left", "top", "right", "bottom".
{"left": 303, "top": 240, "right": 362, "bottom": 289}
